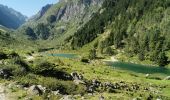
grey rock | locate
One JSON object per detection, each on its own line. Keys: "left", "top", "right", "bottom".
{"left": 74, "top": 79, "right": 85, "bottom": 85}
{"left": 99, "top": 95, "right": 104, "bottom": 100}
{"left": 164, "top": 76, "right": 170, "bottom": 80}
{"left": 145, "top": 74, "right": 150, "bottom": 77}
{"left": 52, "top": 90, "right": 60, "bottom": 95}
{"left": 60, "top": 95, "right": 74, "bottom": 100}
{"left": 28, "top": 85, "right": 43, "bottom": 95}
{"left": 87, "top": 93, "right": 93, "bottom": 96}
{"left": 37, "top": 85, "right": 46, "bottom": 93}
{"left": 71, "top": 72, "right": 84, "bottom": 80}
{"left": 87, "top": 85, "right": 95, "bottom": 93}
{"left": 92, "top": 79, "right": 101, "bottom": 87}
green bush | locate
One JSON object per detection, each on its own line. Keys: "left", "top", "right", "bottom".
{"left": 47, "top": 15, "right": 56, "bottom": 23}
{"left": 0, "top": 52, "right": 7, "bottom": 60}
{"left": 33, "top": 61, "right": 55, "bottom": 75}
{"left": 89, "top": 49, "right": 97, "bottom": 60}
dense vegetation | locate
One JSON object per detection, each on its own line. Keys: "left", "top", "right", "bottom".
{"left": 70, "top": 0, "right": 170, "bottom": 66}
{"left": 0, "top": 4, "right": 27, "bottom": 29}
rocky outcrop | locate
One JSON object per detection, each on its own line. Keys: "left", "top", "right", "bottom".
{"left": 27, "top": 85, "right": 45, "bottom": 95}
{"left": 30, "top": 0, "right": 104, "bottom": 23}
{"left": 71, "top": 72, "right": 85, "bottom": 84}
{"left": 55, "top": 0, "right": 104, "bottom": 22}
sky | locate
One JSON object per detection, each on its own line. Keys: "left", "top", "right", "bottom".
{"left": 0, "top": 0, "right": 58, "bottom": 17}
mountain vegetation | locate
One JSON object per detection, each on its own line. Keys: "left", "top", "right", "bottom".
{"left": 0, "top": 4, "right": 27, "bottom": 29}
{"left": 69, "top": 0, "right": 170, "bottom": 66}
{"left": 17, "top": 0, "right": 104, "bottom": 47}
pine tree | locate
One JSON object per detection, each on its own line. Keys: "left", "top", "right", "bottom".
{"left": 89, "top": 49, "right": 97, "bottom": 60}
{"left": 157, "top": 51, "right": 168, "bottom": 67}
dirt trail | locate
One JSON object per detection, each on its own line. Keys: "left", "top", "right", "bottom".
{"left": 0, "top": 84, "right": 8, "bottom": 100}
{"left": 103, "top": 56, "right": 118, "bottom": 62}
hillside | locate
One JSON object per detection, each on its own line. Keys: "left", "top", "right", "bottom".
{"left": 0, "top": 4, "right": 27, "bottom": 29}
{"left": 17, "top": 0, "right": 104, "bottom": 47}
{"left": 68, "top": 0, "right": 170, "bottom": 66}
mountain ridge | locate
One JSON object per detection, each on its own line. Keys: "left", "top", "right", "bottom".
{"left": 0, "top": 4, "right": 27, "bottom": 29}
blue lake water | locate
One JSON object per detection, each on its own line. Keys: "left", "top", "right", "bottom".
{"left": 106, "top": 61, "right": 170, "bottom": 75}
{"left": 47, "top": 53, "right": 170, "bottom": 75}
{"left": 48, "top": 53, "right": 78, "bottom": 59}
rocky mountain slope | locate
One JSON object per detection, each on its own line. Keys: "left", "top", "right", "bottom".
{"left": 0, "top": 4, "right": 27, "bottom": 29}
{"left": 18, "top": 0, "right": 104, "bottom": 46}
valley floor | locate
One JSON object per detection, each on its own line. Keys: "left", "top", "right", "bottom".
{"left": 0, "top": 50, "right": 170, "bottom": 100}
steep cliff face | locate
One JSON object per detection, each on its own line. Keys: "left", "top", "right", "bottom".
{"left": 29, "top": 0, "right": 103, "bottom": 23}
{"left": 55, "top": 0, "right": 103, "bottom": 22}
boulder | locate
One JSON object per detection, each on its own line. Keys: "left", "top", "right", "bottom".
{"left": 60, "top": 95, "right": 74, "bottom": 100}
{"left": 132, "top": 97, "right": 142, "bottom": 100}
{"left": 164, "top": 76, "right": 170, "bottom": 80}
{"left": 71, "top": 72, "right": 79, "bottom": 80}
{"left": 73, "top": 79, "right": 85, "bottom": 85}
{"left": 37, "top": 85, "right": 46, "bottom": 93}
{"left": 99, "top": 95, "right": 105, "bottom": 100}
{"left": 28, "top": 85, "right": 43, "bottom": 95}
{"left": 52, "top": 90, "right": 60, "bottom": 95}
{"left": 92, "top": 79, "right": 101, "bottom": 87}
{"left": 103, "top": 82, "right": 113, "bottom": 89}
{"left": 145, "top": 74, "right": 150, "bottom": 77}
{"left": 87, "top": 85, "right": 95, "bottom": 93}
{"left": 0, "top": 61, "right": 3, "bottom": 64}
{"left": 71, "top": 72, "right": 84, "bottom": 80}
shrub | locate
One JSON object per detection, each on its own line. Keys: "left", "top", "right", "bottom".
{"left": 89, "top": 49, "right": 96, "bottom": 60}
{"left": 103, "top": 47, "right": 115, "bottom": 56}
{"left": 0, "top": 52, "right": 7, "bottom": 60}
{"left": 33, "top": 61, "right": 55, "bottom": 75}
{"left": 81, "top": 58, "right": 89, "bottom": 63}
{"left": 47, "top": 15, "right": 56, "bottom": 23}
{"left": 32, "top": 60, "right": 71, "bottom": 80}
{"left": 8, "top": 52, "right": 19, "bottom": 58}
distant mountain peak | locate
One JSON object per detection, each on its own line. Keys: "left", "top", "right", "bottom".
{"left": 29, "top": 4, "right": 52, "bottom": 21}
{"left": 0, "top": 4, "right": 27, "bottom": 29}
